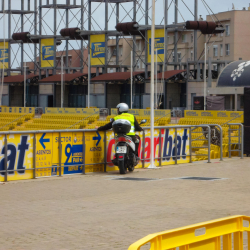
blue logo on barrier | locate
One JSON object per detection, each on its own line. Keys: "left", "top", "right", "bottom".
{"left": 91, "top": 42, "right": 105, "bottom": 58}
{"left": 0, "top": 49, "right": 8, "bottom": 62}
{"left": 92, "top": 131, "right": 101, "bottom": 146}
{"left": 149, "top": 37, "right": 164, "bottom": 55}
{"left": 42, "top": 46, "right": 54, "bottom": 60}
{"left": 39, "top": 133, "right": 50, "bottom": 149}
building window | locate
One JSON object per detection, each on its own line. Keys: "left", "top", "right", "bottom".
{"left": 220, "top": 44, "right": 223, "bottom": 56}
{"left": 182, "top": 34, "right": 187, "bottom": 43}
{"left": 191, "top": 34, "right": 193, "bottom": 43}
{"left": 172, "top": 52, "right": 175, "bottom": 62}
{"left": 225, "top": 25, "right": 230, "bottom": 36}
{"left": 120, "top": 47, "right": 123, "bottom": 57}
{"left": 225, "top": 44, "right": 230, "bottom": 56}
{"left": 213, "top": 45, "right": 218, "bottom": 57}
{"left": 213, "top": 64, "right": 218, "bottom": 71}
{"left": 191, "top": 51, "right": 193, "bottom": 61}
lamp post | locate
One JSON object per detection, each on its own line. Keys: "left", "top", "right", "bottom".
{"left": 204, "top": 43, "right": 206, "bottom": 110}
{"left": 148, "top": 0, "right": 156, "bottom": 168}
{"left": 0, "top": 2, "right": 5, "bottom": 106}
{"left": 61, "top": 55, "right": 64, "bottom": 108}
{"left": 24, "top": 61, "right": 27, "bottom": 107}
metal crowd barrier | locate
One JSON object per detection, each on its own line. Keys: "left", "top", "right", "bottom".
{"left": 0, "top": 124, "right": 244, "bottom": 182}
{"left": 128, "top": 215, "right": 250, "bottom": 250}
{"left": 228, "top": 123, "right": 244, "bottom": 159}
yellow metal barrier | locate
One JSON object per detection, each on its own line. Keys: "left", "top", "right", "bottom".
{"left": 128, "top": 215, "right": 250, "bottom": 250}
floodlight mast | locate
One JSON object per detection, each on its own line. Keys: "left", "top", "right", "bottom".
{"left": 149, "top": 0, "right": 155, "bottom": 168}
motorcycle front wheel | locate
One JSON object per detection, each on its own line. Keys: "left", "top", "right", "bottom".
{"left": 118, "top": 160, "right": 126, "bottom": 174}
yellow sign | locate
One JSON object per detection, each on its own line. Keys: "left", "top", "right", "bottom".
{"left": 0, "top": 134, "right": 34, "bottom": 181}
{"left": 111, "top": 109, "right": 171, "bottom": 117}
{"left": 0, "top": 42, "right": 9, "bottom": 69}
{"left": 41, "top": 38, "right": 54, "bottom": 68}
{"left": 90, "top": 34, "right": 105, "bottom": 66}
{"left": 147, "top": 29, "right": 164, "bottom": 63}
{"left": 0, "top": 127, "right": 190, "bottom": 181}
{"left": 36, "top": 133, "right": 53, "bottom": 177}
{"left": 185, "top": 110, "right": 243, "bottom": 122}
{"left": 45, "top": 108, "right": 99, "bottom": 115}
{"left": 0, "top": 107, "right": 35, "bottom": 113}
{"left": 84, "top": 131, "right": 104, "bottom": 172}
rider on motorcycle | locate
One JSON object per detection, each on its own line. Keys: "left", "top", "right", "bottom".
{"left": 97, "top": 103, "right": 143, "bottom": 157}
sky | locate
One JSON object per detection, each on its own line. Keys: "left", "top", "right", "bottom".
{"left": 1, "top": 0, "right": 250, "bottom": 68}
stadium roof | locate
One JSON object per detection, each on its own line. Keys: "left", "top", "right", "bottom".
{"left": 217, "top": 60, "right": 250, "bottom": 87}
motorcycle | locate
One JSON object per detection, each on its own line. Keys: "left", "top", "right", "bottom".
{"left": 111, "top": 119, "right": 146, "bottom": 174}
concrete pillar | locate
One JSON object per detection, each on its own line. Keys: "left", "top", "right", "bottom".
{"left": 230, "top": 95, "right": 233, "bottom": 110}
{"left": 235, "top": 93, "right": 238, "bottom": 111}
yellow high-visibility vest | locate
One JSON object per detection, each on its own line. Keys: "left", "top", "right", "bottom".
{"left": 114, "top": 113, "right": 135, "bottom": 136}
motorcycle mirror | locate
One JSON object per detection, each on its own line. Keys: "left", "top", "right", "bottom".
{"left": 140, "top": 119, "right": 147, "bottom": 124}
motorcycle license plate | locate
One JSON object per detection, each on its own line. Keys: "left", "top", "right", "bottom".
{"left": 116, "top": 146, "right": 127, "bottom": 153}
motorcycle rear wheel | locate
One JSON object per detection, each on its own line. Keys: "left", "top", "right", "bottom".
{"left": 118, "top": 160, "right": 126, "bottom": 174}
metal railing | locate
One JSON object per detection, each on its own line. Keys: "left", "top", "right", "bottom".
{"left": 0, "top": 125, "right": 212, "bottom": 182}
{"left": 0, "top": 123, "right": 244, "bottom": 182}
{"left": 228, "top": 123, "right": 244, "bottom": 159}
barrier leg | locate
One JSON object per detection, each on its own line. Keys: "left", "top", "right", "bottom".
{"left": 82, "top": 131, "right": 85, "bottom": 174}
{"left": 4, "top": 135, "right": 7, "bottom": 182}
{"left": 104, "top": 131, "right": 107, "bottom": 172}
{"left": 208, "top": 126, "right": 211, "bottom": 163}
{"left": 59, "top": 132, "right": 62, "bottom": 177}
{"left": 223, "top": 234, "right": 232, "bottom": 250}
{"left": 33, "top": 133, "right": 36, "bottom": 179}
{"left": 189, "top": 127, "right": 192, "bottom": 163}
{"left": 159, "top": 129, "right": 162, "bottom": 166}
{"left": 175, "top": 128, "right": 177, "bottom": 165}
{"left": 234, "top": 232, "right": 243, "bottom": 250}
{"left": 142, "top": 130, "right": 145, "bottom": 168}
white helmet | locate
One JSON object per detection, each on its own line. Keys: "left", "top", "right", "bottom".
{"left": 116, "top": 103, "right": 129, "bottom": 114}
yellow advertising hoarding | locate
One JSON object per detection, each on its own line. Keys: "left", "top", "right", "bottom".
{"left": 0, "top": 127, "right": 189, "bottom": 181}
{"left": 0, "top": 133, "right": 34, "bottom": 182}
{"left": 185, "top": 110, "right": 243, "bottom": 122}
{"left": 0, "top": 42, "right": 9, "bottom": 69}
{"left": 45, "top": 108, "right": 99, "bottom": 115}
{"left": 105, "top": 127, "right": 190, "bottom": 171}
{"left": 0, "top": 107, "right": 35, "bottom": 113}
{"left": 147, "top": 29, "right": 164, "bottom": 63}
{"left": 90, "top": 34, "right": 105, "bottom": 66}
{"left": 41, "top": 38, "right": 54, "bottom": 68}
{"left": 111, "top": 109, "right": 171, "bottom": 117}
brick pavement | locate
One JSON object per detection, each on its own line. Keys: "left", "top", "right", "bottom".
{"left": 0, "top": 157, "right": 250, "bottom": 250}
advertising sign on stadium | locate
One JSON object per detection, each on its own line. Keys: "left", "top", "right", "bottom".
{"left": 0, "top": 107, "right": 35, "bottom": 113}
{"left": 41, "top": 38, "right": 55, "bottom": 68}
{"left": 185, "top": 110, "right": 243, "bottom": 122}
{"left": 111, "top": 109, "right": 171, "bottom": 117}
{"left": 0, "top": 42, "right": 9, "bottom": 69}
{"left": 90, "top": 34, "right": 105, "bottom": 65}
{"left": 147, "top": 29, "right": 164, "bottom": 63}
{"left": 45, "top": 108, "right": 99, "bottom": 115}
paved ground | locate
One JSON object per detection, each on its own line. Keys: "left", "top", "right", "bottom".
{"left": 0, "top": 157, "right": 250, "bottom": 250}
